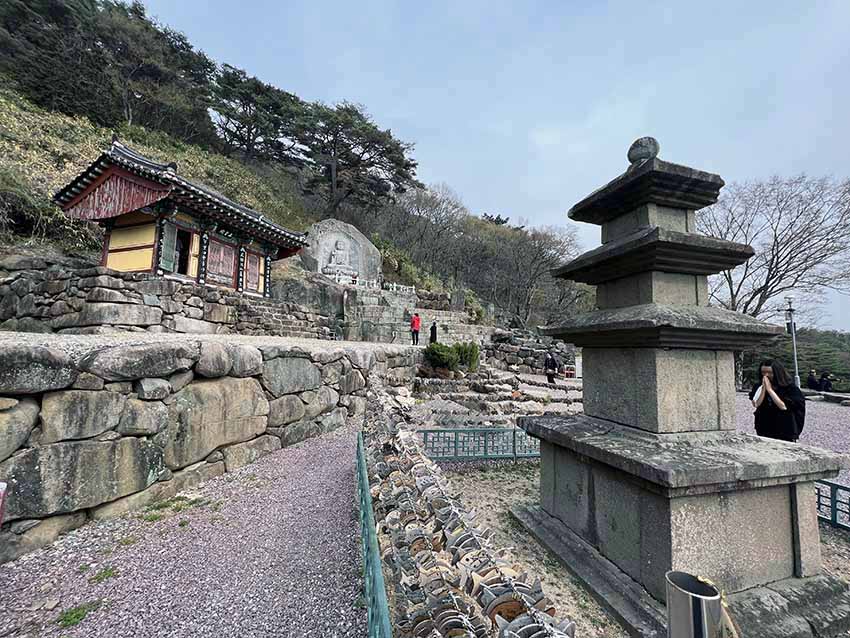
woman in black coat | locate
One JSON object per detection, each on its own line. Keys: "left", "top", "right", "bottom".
{"left": 749, "top": 359, "right": 806, "bottom": 442}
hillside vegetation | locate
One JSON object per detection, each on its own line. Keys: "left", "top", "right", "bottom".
{"left": 0, "top": 0, "right": 590, "bottom": 325}
{"left": 0, "top": 84, "right": 311, "bottom": 249}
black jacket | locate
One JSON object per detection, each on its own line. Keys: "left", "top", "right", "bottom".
{"left": 749, "top": 382, "right": 806, "bottom": 442}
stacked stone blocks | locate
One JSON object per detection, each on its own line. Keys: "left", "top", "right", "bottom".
{"left": 0, "top": 337, "right": 417, "bottom": 564}
{"left": 0, "top": 258, "right": 333, "bottom": 340}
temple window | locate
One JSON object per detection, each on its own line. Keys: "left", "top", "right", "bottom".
{"left": 207, "top": 238, "right": 237, "bottom": 287}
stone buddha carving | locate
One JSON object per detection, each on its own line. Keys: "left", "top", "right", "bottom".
{"left": 322, "top": 238, "right": 358, "bottom": 280}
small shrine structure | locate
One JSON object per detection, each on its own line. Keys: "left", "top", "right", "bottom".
{"left": 54, "top": 138, "right": 308, "bottom": 297}
{"left": 516, "top": 137, "right": 850, "bottom": 636}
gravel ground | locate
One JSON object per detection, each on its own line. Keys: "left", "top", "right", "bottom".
{"left": 735, "top": 393, "right": 850, "bottom": 485}
{"left": 443, "top": 461, "right": 628, "bottom": 638}
{"left": 0, "top": 425, "right": 366, "bottom": 638}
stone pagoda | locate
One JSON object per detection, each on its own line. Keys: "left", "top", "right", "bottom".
{"left": 515, "top": 138, "right": 850, "bottom": 636}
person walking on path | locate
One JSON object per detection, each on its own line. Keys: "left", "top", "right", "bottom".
{"left": 429, "top": 320, "right": 438, "bottom": 344}
{"left": 749, "top": 359, "right": 806, "bottom": 442}
{"left": 544, "top": 351, "right": 558, "bottom": 385}
{"left": 807, "top": 370, "right": 820, "bottom": 391}
{"left": 410, "top": 312, "right": 421, "bottom": 345}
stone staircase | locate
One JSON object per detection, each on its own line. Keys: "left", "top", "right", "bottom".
{"left": 411, "top": 365, "right": 583, "bottom": 423}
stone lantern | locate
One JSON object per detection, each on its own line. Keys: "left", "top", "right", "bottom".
{"left": 515, "top": 138, "right": 850, "bottom": 636}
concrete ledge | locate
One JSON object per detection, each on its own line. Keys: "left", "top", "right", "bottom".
{"left": 519, "top": 414, "right": 849, "bottom": 495}
{"left": 510, "top": 504, "right": 664, "bottom": 638}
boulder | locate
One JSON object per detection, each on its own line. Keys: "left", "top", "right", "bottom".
{"left": 344, "top": 396, "right": 367, "bottom": 417}
{"left": 117, "top": 399, "right": 168, "bottom": 436}
{"left": 303, "top": 386, "right": 340, "bottom": 419}
{"left": 76, "top": 275, "right": 125, "bottom": 289}
{"left": 222, "top": 435, "right": 281, "bottom": 472}
{"left": 340, "top": 369, "right": 366, "bottom": 394}
{"left": 281, "top": 407, "right": 347, "bottom": 447}
{"left": 262, "top": 356, "right": 321, "bottom": 397}
{"left": 135, "top": 377, "right": 171, "bottom": 400}
{"left": 71, "top": 372, "right": 105, "bottom": 390}
{"left": 90, "top": 480, "right": 176, "bottom": 521}
{"left": 0, "top": 398, "right": 39, "bottom": 462}
{"left": 229, "top": 345, "right": 263, "bottom": 377}
{"left": 0, "top": 397, "right": 18, "bottom": 410}
{"left": 168, "top": 369, "right": 194, "bottom": 393}
{"left": 135, "top": 279, "right": 181, "bottom": 295}
{"left": 82, "top": 342, "right": 198, "bottom": 381}
{"left": 162, "top": 315, "right": 219, "bottom": 333}
{"left": 0, "top": 438, "right": 164, "bottom": 520}
{"left": 162, "top": 377, "right": 269, "bottom": 470}
{"left": 195, "top": 342, "right": 232, "bottom": 378}
{"left": 86, "top": 287, "right": 132, "bottom": 303}
{"left": 171, "top": 459, "right": 225, "bottom": 492}
{"left": 321, "top": 361, "right": 343, "bottom": 386}
{"left": 78, "top": 302, "right": 161, "bottom": 327}
{"left": 268, "top": 394, "right": 306, "bottom": 427}
{"left": 0, "top": 345, "right": 77, "bottom": 394}
{"left": 0, "top": 255, "right": 47, "bottom": 271}
{"left": 203, "top": 303, "right": 235, "bottom": 323}
{"left": 347, "top": 349, "right": 376, "bottom": 371}
{"left": 0, "top": 512, "right": 87, "bottom": 565}
{"left": 40, "top": 390, "right": 126, "bottom": 443}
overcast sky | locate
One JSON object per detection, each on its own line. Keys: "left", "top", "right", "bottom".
{"left": 143, "top": 0, "right": 850, "bottom": 330}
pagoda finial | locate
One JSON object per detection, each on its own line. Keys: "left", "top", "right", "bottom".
{"left": 627, "top": 136, "right": 659, "bottom": 164}
{"left": 111, "top": 132, "right": 120, "bottom": 145}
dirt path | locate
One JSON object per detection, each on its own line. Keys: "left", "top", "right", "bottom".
{"left": 0, "top": 426, "right": 366, "bottom": 638}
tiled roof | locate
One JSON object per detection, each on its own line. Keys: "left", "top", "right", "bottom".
{"left": 54, "top": 140, "right": 308, "bottom": 249}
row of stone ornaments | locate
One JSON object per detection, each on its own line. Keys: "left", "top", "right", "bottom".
{"left": 0, "top": 336, "right": 417, "bottom": 563}
{"left": 0, "top": 256, "right": 333, "bottom": 339}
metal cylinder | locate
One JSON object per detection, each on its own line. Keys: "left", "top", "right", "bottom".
{"left": 665, "top": 571, "right": 723, "bottom": 638}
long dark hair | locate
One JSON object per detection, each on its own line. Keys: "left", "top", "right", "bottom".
{"left": 759, "top": 359, "right": 793, "bottom": 387}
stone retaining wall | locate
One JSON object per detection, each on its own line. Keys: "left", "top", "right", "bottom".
{"left": 484, "top": 328, "right": 575, "bottom": 375}
{"left": 0, "top": 336, "right": 417, "bottom": 563}
{"left": 0, "top": 256, "right": 332, "bottom": 339}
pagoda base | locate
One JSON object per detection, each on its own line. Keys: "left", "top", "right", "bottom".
{"left": 512, "top": 504, "right": 850, "bottom": 638}
{"left": 516, "top": 414, "right": 849, "bottom": 634}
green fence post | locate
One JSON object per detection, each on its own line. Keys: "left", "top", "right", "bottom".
{"left": 454, "top": 431, "right": 459, "bottom": 460}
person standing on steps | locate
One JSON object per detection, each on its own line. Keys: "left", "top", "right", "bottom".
{"left": 544, "top": 351, "right": 558, "bottom": 385}
{"left": 750, "top": 359, "right": 806, "bottom": 442}
{"left": 410, "top": 312, "right": 421, "bottom": 345}
{"left": 429, "top": 319, "right": 438, "bottom": 344}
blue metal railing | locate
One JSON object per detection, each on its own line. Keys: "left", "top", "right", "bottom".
{"left": 815, "top": 480, "right": 850, "bottom": 532}
{"left": 419, "top": 427, "right": 540, "bottom": 461}
{"left": 356, "top": 432, "right": 393, "bottom": 638}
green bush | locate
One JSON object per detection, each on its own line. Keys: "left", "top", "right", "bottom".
{"left": 424, "top": 343, "right": 460, "bottom": 371}
{"left": 452, "top": 341, "right": 480, "bottom": 372}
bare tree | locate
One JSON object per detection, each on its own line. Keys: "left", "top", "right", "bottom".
{"left": 698, "top": 175, "right": 850, "bottom": 322}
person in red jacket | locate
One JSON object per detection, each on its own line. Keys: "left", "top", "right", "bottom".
{"left": 410, "top": 313, "right": 421, "bottom": 345}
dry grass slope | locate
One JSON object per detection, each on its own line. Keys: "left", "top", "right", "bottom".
{"left": 0, "top": 85, "right": 312, "bottom": 247}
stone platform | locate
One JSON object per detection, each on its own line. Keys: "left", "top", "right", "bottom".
{"left": 519, "top": 413, "right": 850, "bottom": 637}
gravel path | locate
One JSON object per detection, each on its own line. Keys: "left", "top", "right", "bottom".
{"left": 0, "top": 425, "right": 366, "bottom": 638}
{"left": 735, "top": 393, "right": 850, "bottom": 485}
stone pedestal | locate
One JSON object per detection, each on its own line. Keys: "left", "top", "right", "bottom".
{"left": 517, "top": 138, "right": 850, "bottom": 637}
